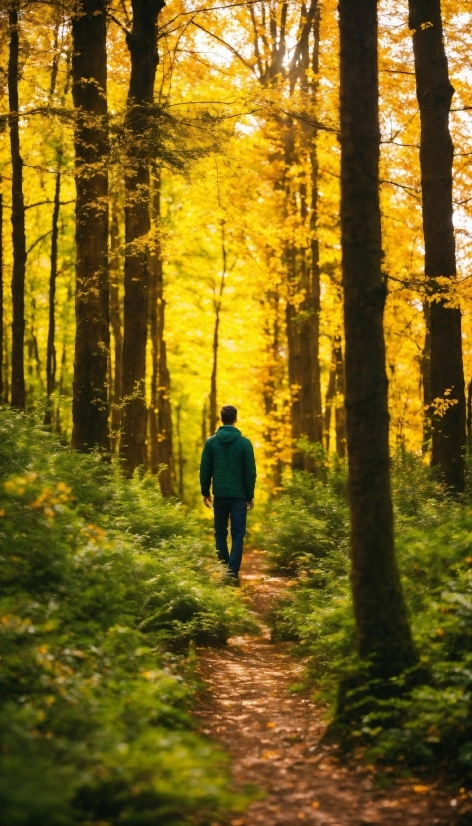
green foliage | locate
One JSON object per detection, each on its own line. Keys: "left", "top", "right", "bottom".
{"left": 266, "top": 454, "right": 472, "bottom": 783}
{"left": 264, "top": 465, "right": 349, "bottom": 575}
{"left": 0, "top": 408, "right": 253, "bottom": 824}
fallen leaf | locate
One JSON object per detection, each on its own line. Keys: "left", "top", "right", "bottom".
{"left": 266, "top": 721, "right": 275, "bottom": 728}
{"left": 261, "top": 750, "right": 281, "bottom": 760}
{"left": 413, "top": 785, "right": 430, "bottom": 794}
{"left": 311, "top": 801, "right": 320, "bottom": 809}
{"left": 230, "top": 820, "right": 245, "bottom": 826}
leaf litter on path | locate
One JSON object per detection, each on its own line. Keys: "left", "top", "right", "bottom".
{"left": 195, "top": 550, "right": 464, "bottom": 826}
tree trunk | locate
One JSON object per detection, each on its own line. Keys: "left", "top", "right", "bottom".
{"left": 420, "top": 300, "right": 432, "bottom": 452}
{"left": 209, "top": 307, "right": 221, "bottom": 436}
{"left": 209, "top": 222, "right": 226, "bottom": 437}
{"left": 55, "top": 333, "right": 68, "bottom": 435}
{"left": 71, "top": 0, "right": 110, "bottom": 452}
{"left": 44, "top": 169, "right": 61, "bottom": 427}
{"left": 175, "top": 402, "right": 184, "bottom": 500}
{"left": 157, "top": 335, "right": 174, "bottom": 494}
{"left": 309, "top": 7, "right": 323, "bottom": 449}
{"left": 109, "top": 199, "right": 123, "bottom": 450}
{"left": 8, "top": 4, "right": 26, "bottom": 410}
{"left": 148, "top": 173, "right": 174, "bottom": 494}
{"left": 0, "top": 186, "right": 3, "bottom": 401}
{"left": 262, "top": 290, "right": 283, "bottom": 491}
{"left": 120, "top": 0, "right": 165, "bottom": 475}
{"left": 323, "top": 342, "right": 336, "bottom": 453}
{"left": 334, "top": 335, "right": 346, "bottom": 458}
{"left": 308, "top": 143, "right": 323, "bottom": 449}
{"left": 148, "top": 190, "right": 159, "bottom": 475}
{"left": 339, "top": 0, "right": 417, "bottom": 678}
{"left": 409, "top": 0, "right": 466, "bottom": 491}
{"left": 467, "top": 379, "right": 472, "bottom": 449}
{"left": 2, "top": 319, "right": 9, "bottom": 404}
{"left": 283, "top": 122, "right": 304, "bottom": 470}
{"left": 298, "top": 3, "right": 323, "bottom": 465}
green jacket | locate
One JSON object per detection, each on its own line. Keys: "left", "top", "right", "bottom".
{"left": 199, "top": 425, "right": 256, "bottom": 501}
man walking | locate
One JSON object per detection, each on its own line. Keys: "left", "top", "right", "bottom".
{"left": 199, "top": 405, "right": 256, "bottom": 582}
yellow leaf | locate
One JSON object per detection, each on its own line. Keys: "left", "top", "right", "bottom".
{"left": 414, "top": 785, "right": 430, "bottom": 794}
{"left": 311, "top": 801, "right": 320, "bottom": 809}
{"left": 266, "top": 721, "right": 275, "bottom": 728}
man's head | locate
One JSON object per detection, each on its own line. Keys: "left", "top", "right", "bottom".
{"left": 220, "top": 404, "right": 237, "bottom": 425}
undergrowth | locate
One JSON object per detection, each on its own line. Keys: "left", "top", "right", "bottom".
{"left": 0, "top": 408, "right": 255, "bottom": 825}
{"left": 263, "top": 452, "right": 472, "bottom": 784}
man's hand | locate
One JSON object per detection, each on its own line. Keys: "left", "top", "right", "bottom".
{"left": 203, "top": 495, "right": 212, "bottom": 509}
{"left": 247, "top": 499, "right": 254, "bottom": 511}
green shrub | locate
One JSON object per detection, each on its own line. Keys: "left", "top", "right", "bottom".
{"left": 0, "top": 408, "right": 253, "bottom": 824}
{"left": 265, "top": 453, "right": 472, "bottom": 782}
{"left": 263, "top": 468, "right": 350, "bottom": 575}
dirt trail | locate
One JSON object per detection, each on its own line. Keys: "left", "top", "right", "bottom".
{"left": 195, "top": 550, "right": 467, "bottom": 826}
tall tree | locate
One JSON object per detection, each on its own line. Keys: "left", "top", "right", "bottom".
{"left": 293, "top": 3, "right": 323, "bottom": 466}
{"left": 308, "top": 6, "right": 323, "bottom": 452}
{"left": 323, "top": 335, "right": 346, "bottom": 456}
{"left": 148, "top": 173, "right": 174, "bottom": 494}
{"left": 205, "top": 1, "right": 324, "bottom": 468}
{"left": 8, "top": 2, "right": 27, "bottom": 410}
{"left": 409, "top": 0, "right": 466, "bottom": 491}
{"left": 44, "top": 169, "right": 61, "bottom": 427}
{"left": 339, "top": 0, "right": 417, "bottom": 678}
{"left": 109, "top": 199, "right": 123, "bottom": 449}
{"left": 120, "top": 0, "right": 165, "bottom": 474}
{"left": 71, "top": 0, "right": 110, "bottom": 452}
{"left": 334, "top": 336, "right": 346, "bottom": 458}
{"left": 420, "top": 302, "right": 432, "bottom": 452}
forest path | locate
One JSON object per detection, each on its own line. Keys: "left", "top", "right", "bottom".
{"left": 195, "top": 549, "right": 459, "bottom": 826}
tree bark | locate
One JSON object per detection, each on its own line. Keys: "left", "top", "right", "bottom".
{"left": 120, "top": 0, "right": 165, "bottom": 475}
{"left": 339, "top": 0, "right": 417, "bottom": 678}
{"left": 44, "top": 169, "right": 61, "bottom": 427}
{"left": 409, "top": 0, "right": 466, "bottom": 491}
{"left": 109, "top": 199, "right": 123, "bottom": 450}
{"left": 71, "top": 0, "right": 110, "bottom": 452}
{"left": 8, "top": 3, "right": 26, "bottom": 410}
{"left": 148, "top": 173, "right": 174, "bottom": 494}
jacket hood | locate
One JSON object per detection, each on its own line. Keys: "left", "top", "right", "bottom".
{"left": 215, "top": 425, "right": 241, "bottom": 444}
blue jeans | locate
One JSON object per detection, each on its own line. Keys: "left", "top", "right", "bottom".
{"left": 213, "top": 497, "right": 247, "bottom": 577}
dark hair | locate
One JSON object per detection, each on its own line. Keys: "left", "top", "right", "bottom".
{"left": 220, "top": 405, "right": 237, "bottom": 425}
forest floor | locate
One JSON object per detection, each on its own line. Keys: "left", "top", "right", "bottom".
{"left": 195, "top": 549, "right": 468, "bottom": 826}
